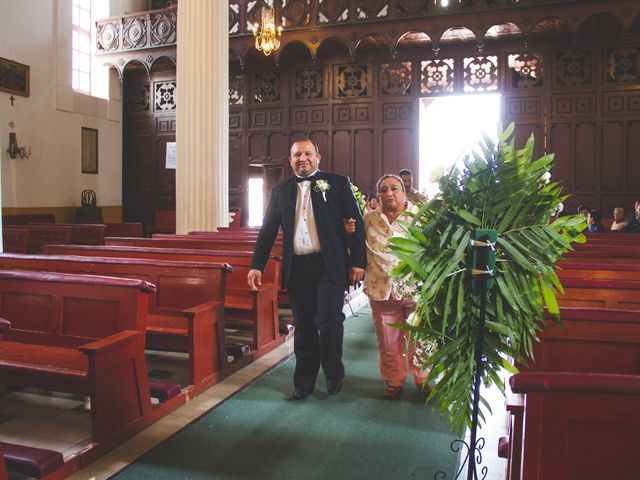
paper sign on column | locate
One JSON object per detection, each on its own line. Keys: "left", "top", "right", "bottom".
{"left": 166, "top": 142, "right": 176, "bottom": 169}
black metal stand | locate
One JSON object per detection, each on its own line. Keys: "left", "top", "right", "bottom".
{"left": 434, "top": 234, "right": 493, "bottom": 480}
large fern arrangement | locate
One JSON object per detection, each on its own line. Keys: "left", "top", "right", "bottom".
{"left": 390, "top": 123, "right": 586, "bottom": 434}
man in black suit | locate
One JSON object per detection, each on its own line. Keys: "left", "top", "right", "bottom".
{"left": 247, "top": 139, "right": 366, "bottom": 400}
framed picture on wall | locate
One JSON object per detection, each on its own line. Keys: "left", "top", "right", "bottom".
{"left": 0, "top": 57, "right": 30, "bottom": 97}
{"left": 81, "top": 127, "right": 98, "bottom": 174}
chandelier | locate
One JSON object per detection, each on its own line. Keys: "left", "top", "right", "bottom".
{"left": 249, "top": 6, "right": 282, "bottom": 56}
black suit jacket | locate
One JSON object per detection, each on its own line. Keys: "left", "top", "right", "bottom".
{"left": 251, "top": 172, "right": 366, "bottom": 288}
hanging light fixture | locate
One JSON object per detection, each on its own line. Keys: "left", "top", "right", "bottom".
{"left": 249, "top": 5, "right": 282, "bottom": 56}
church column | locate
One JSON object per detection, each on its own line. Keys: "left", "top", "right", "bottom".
{"left": 176, "top": 0, "right": 229, "bottom": 233}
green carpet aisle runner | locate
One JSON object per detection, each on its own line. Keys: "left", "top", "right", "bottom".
{"left": 115, "top": 307, "right": 460, "bottom": 479}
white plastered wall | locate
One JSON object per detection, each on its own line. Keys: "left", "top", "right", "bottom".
{"left": 0, "top": 0, "right": 122, "bottom": 209}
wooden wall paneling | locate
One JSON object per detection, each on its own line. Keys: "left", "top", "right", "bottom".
{"left": 229, "top": 133, "right": 244, "bottom": 211}
{"left": 123, "top": 133, "right": 154, "bottom": 224}
{"left": 268, "top": 131, "right": 290, "bottom": 165}
{"left": 503, "top": 94, "right": 546, "bottom": 161}
{"left": 353, "top": 129, "right": 374, "bottom": 193}
{"left": 310, "top": 130, "right": 330, "bottom": 169}
{"left": 549, "top": 122, "right": 574, "bottom": 191}
{"left": 627, "top": 120, "right": 640, "bottom": 191}
{"left": 574, "top": 122, "right": 598, "bottom": 191}
{"left": 381, "top": 128, "right": 413, "bottom": 178}
{"left": 154, "top": 135, "right": 176, "bottom": 210}
{"left": 248, "top": 132, "right": 269, "bottom": 164}
{"left": 600, "top": 121, "right": 624, "bottom": 191}
{"left": 331, "top": 130, "right": 352, "bottom": 176}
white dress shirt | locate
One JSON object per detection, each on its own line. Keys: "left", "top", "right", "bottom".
{"left": 293, "top": 173, "right": 322, "bottom": 255}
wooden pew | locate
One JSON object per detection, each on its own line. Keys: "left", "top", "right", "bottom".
{"left": 1, "top": 442, "right": 66, "bottom": 480}
{"left": 583, "top": 232, "right": 640, "bottom": 244}
{"left": 504, "top": 307, "right": 640, "bottom": 480}
{"left": 105, "top": 222, "right": 144, "bottom": 238}
{"left": 556, "top": 262, "right": 640, "bottom": 281}
{"left": 2, "top": 226, "right": 29, "bottom": 253}
{"left": 510, "top": 371, "right": 640, "bottom": 480}
{"left": 558, "top": 278, "right": 640, "bottom": 309}
{"left": 4, "top": 225, "right": 73, "bottom": 253}
{"left": 0, "top": 253, "right": 231, "bottom": 392}
{"left": 42, "top": 244, "right": 286, "bottom": 360}
{"left": 146, "top": 209, "right": 175, "bottom": 235}
{"left": 30, "top": 222, "right": 106, "bottom": 245}
{"left": 561, "top": 245, "right": 640, "bottom": 264}
{"left": 105, "top": 236, "right": 284, "bottom": 255}
{"left": 2, "top": 213, "right": 55, "bottom": 225}
{"left": 0, "top": 444, "right": 6, "bottom": 480}
{"left": 0, "top": 270, "right": 155, "bottom": 446}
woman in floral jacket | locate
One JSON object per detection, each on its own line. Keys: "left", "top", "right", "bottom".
{"left": 363, "top": 174, "right": 430, "bottom": 400}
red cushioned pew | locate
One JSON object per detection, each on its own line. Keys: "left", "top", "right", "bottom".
{"left": 0, "top": 253, "right": 231, "bottom": 393}
{"left": 0, "top": 270, "right": 155, "bottom": 447}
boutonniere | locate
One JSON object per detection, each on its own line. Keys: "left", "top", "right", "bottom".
{"left": 314, "top": 179, "right": 331, "bottom": 202}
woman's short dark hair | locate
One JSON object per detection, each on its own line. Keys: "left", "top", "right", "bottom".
{"left": 589, "top": 209, "right": 602, "bottom": 222}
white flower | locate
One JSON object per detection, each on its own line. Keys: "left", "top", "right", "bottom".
{"left": 428, "top": 165, "right": 445, "bottom": 183}
{"left": 314, "top": 179, "right": 331, "bottom": 201}
{"left": 351, "top": 184, "right": 358, "bottom": 193}
{"left": 540, "top": 171, "right": 551, "bottom": 184}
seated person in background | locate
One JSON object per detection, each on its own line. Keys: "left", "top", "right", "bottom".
{"left": 577, "top": 204, "right": 590, "bottom": 217}
{"left": 611, "top": 207, "right": 629, "bottom": 231}
{"left": 587, "top": 210, "right": 605, "bottom": 233}
{"left": 628, "top": 201, "right": 640, "bottom": 232}
{"left": 399, "top": 169, "right": 428, "bottom": 206}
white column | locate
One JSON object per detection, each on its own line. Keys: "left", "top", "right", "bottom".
{"left": 176, "top": 0, "right": 229, "bottom": 233}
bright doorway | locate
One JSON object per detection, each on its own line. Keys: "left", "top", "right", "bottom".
{"left": 419, "top": 94, "right": 501, "bottom": 199}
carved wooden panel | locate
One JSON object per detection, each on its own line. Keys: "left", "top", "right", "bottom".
{"left": 249, "top": 133, "right": 269, "bottom": 164}
{"left": 601, "top": 121, "right": 624, "bottom": 191}
{"left": 507, "top": 53, "right": 544, "bottom": 90}
{"left": 156, "top": 118, "right": 176, "bottom": 133}
{"left": 125, "top": 84, "right": 150, "bottom": 113}
{"left": 229, "top": 3, "right": 240, "bottom": 34}
{"left": 356, "top": 0, "right": 387, "bottom": 19}
{"left": 575, "top": 122, "right": 597, "bottom": 190}
{"left": 253, "top": 72, "right": 281, "bottom": 103}
{"left": 552, "top": 92, "right": 596, "bottom": 117}
{"left": 283, "top": 0, "right": 311, "bottom": 27}
{"left": 294, "top": 67, "right": 324, "bottom": 100}
{"left": 335, "top": 64, "right": 370, "bottom": 98}
{"left": 229, "top": 111, "right": 242, "bottom": 130}
{"left": 353, "top": 129, "right": 375, "bottom": 192}
{"left": 246, "top": 0, "right": 272, "bottom": 31}
{"left": 463, "top": 55, "right": 499, "bottom": 92}
{"left": 331, "top": 130, "right": 352, "bottom": 175}
{"left": 603, "top": 91, "right": 640, "bottom": 116}
{"left": 606, "top": 46, "right": 640, "bottom": 84}
{"left": 554, "top": 49, "right": 594, "bottom": 88}
{"left": 382, "top": 129, "right": 413, "bottom": 180}
{"left": 150, "top": 11, "right": 177, "bottom": 46}
{"left": 421, "top": 59, "right": 454, "bottom": 94}
{"left": 229, "top": 73, "right": 244, "bottom": 105}
{"left": 397, "top": 0, "right": 429, "bottom": 16}
{"left": 379, "top": 62, "right": 412, "bottom": 96}
{"left": 319, "top": 0, "right": 348, "bottom": 23}
{"left": 269, "top": 132, "right": 290, "bottom": 164}
{"left": 382, "top": 102, "right": 412, "bottom": 124}
{"left": 505, "top": 96, "right": 541, "bottom": 120}
{"left": 291, "top": 105, "right": 327, "bottom": 125}
{"left": 549, "top": 123, "right": 573, "bottom": 190}
{"left": 333, "top": 103, "right": 373, "bottom": 124}
{"left": 123, "top": 16, "right": 148, "bottom": 50}
{"left": 627, "top": 121, "right": 640, "bottom": 190}
{"left": 250, "top": 108, "right": 286, "bottom": 128}
{"left": 154, "top": 81, "right": 177, "bottom": 111}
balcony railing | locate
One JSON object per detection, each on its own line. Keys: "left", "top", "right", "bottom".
{"left": 96, "top": 0, "right": 590, "bottom": 55}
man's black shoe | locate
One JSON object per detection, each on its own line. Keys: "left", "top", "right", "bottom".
{"left": 291, "top": 387, "right": 313, "bottom": 400}
{"left": 327, "top": 379, "right": 343, "bottom": 395}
